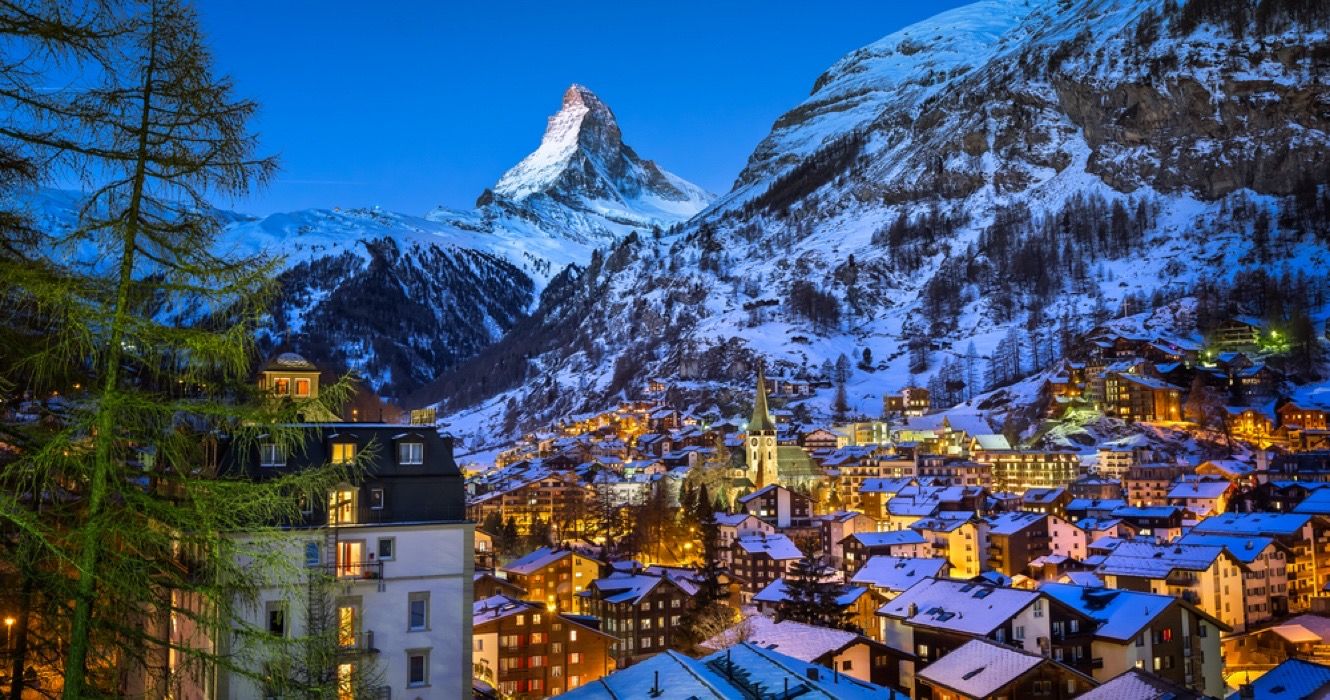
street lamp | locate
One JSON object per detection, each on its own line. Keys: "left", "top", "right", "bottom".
{"left": 4, "top": 616, "right": 14, "bottom": 649}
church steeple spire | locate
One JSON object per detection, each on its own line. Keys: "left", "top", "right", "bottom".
{"left": 750, "top": 363, "right": 776, "bottom": 433}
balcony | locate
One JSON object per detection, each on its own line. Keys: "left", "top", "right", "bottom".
{"left": 337, "top": 630, "right": 380, "bottom": 655}
{"left": 326, "top": 560, "right": 384, "bottom": 581}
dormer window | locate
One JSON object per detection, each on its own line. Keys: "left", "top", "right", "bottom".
{"left": 260, "top": 443, "right": 285, "bottom": 468}
{"left": 398, "top": 442, "right": 424, "bottom": 465}
{"left": 331, "top": 443, "right": 357, "bottom": 465}
{"left": 294, "top": 378, "right": 311, "bottom": 398}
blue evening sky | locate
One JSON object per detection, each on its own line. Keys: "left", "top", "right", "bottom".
{"left": 197, "top": 2, "right": 971, "bottom": 215}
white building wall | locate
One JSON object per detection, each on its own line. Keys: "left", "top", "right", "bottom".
{"left": 220, "top": 522, "right": 473, "bottom": 700}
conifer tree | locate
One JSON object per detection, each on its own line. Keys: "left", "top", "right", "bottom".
{"left": 1, "top": 2, "right": 365, "bottom": 696}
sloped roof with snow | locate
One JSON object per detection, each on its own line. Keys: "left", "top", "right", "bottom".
{"left": 1039, "top": 583, "right": 1177, "bottom": 641}
{"left": 878, "top": 578, "right": 1037, "bottom": 635}
{"left": 502, "top": 546, "right": 574, "bottom": 575}
{"left": 1076, "top": 668, "right": 1202, "bottom": 700}
{"left": 845, "top": 530, "right": 926, "bottom": 548}
{"left": 851, "top": 556, "right": 948, "bottom": 592}
{"left": 1167, "top": 479, "right": 1232, "bottom": 500}
{"left": 736, "top": 533, "right": 803, "bottom": 560}
{"left": 701, "top": 615, "right": 860, "bottom": 662}
{"left": 1096, "top": 542, "right": 1224, "bottom": 579}
{"left": 1224, "top": 658, "right": 1330, "bottom": 700}
{"left": 986, "top": 511, "right": 1047, "bottom": 535}
{"left": 1177, "top": 532, "right": 1275, "bottom": 565}
{"left": 753, "top": 577, "right": 866, "bottom": 607}
{"left": 916, "top": 638, "right": 1045, "bottom": 698}
{"left": 1192, "top": 512, "right": 1311, "bottom": 537}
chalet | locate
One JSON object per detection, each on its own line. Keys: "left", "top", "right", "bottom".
{"left": 883, "top": 386, "right": 931, "bottom": 417}
{"left": 1039, "top": 583, "right": 1226, "bottom": 696}
{"left": 1022, "top": 487, "right": 1072, "bottom": 517}
{"left": 1095, "top": 541, "right": 1246, "bottom": 631}
{"left": 1075, "top": 669, "right": 1204, "bottom": 700}
{"left": 730, "top": 533, "right": 803, "bottom": 600}
{"left": 1178, "top": 531, "right": 1289, "bottom": 624}
{"left": 736, "top": 483, "right": 815, "bottom": 530}
{"left": 915, "top": 455, "right": 991, "bottom": 488}
{"left": 801, "top": 427, "right": 843, "bottom": 451}
{"left": 1167, "top": 477, "right": 1235, "bottom": 518}
{"left": 1103, "top": 371, "right": 1183, "bottom": 422}
{"left": 984, "top": 512, "right": 1053, "bottom": 577}
{"left": 877, "top": 578, "right": 1098, "bottom": 691}
{"left": 851, "top": 555, "right": 949, "bottom": 600}
{"left": 976, "top": 450, "right": 1080, "bottom": 493}
{"left": 819, "top": 510, "right": 879, "bottom": 570}
{"left": 1066, "top": 499, "right": 1127, "bottom": 523}
{"left": 1222, "top": 615, "right": 1330, "bottom": 681}
{"left": 1212, "top": 316, "right": 1263, "bottom": 351}
{"left": 1109, "top": 505, "right": 1184, "bottom": 540}
{"left": 1190, "top": 512, "right": 1330, "bottom": 613}
{"left": 473, "top": 594, "right": 616, "bottom": 697}
{"left": 840, "top": 531, "right": 929, "bottom": 576}
{"left": 502, "top": 547, "right": 603, "bottom": 614}
{"left": 712, "top": 512, "right": 775, "bottom": 566}
{"left": 1123, "top": 464, "right": 1190, "bottom": 507}
{"left": 915, "top": 638, "right": 1097, "bottom": 700}
{"left": 579, "top": 567, "right": 700, "bottom": 667}
{"left": 910, "top": 517, "right": 989, "bottom": 579}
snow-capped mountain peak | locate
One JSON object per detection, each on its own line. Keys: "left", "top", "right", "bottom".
{"left": 494, "top": 84, "right": 623, "bottom": 201}
{"left": 485, "top": 83, "right": 712, "bottom": 219}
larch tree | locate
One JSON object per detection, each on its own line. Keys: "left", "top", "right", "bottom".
{"left": 1, "top": 1, "right": 364, "bottom": 697}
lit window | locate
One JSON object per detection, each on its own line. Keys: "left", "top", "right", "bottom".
{"left": 294, "top": 378, "right": 311, "bottom": 397}
{"left": 331, "top": 443, "right": 357, "bottom": 465}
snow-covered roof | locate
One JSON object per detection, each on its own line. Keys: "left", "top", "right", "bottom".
{"left": 473, "top": 594, "right": 534, "bottom": 625}
{"left": 559, "top": 643, "right": 904, "bottom": 700}
{"left": 986, "top": 511, "right": 1046, "bottom": 535}
{"left": 858, "top": 477, "right": 916, "bottom": 494}
{"left": 1110, "top": 505, "right": 1180, "bottom": 520}
{"left": 972, "top": 434, "right": 1012, "bottom": 450}
{"left": 701, "top": 615, "right": 860, "bottom": 662}
{"left": 878, "top": 578, "right": 1037, "bottom": 635}
{"left": 1076, "top": 668, "right": 1202, "bottom": 700}
{"left": 1022, "top": 487, "right": 1066, "bottom": 504}
{"left": 1059, "top": 571, "right": 1105, "bottom": 587}
{"left": 1167, "top": 479, "right": 1231, "bottom": 500}
{"left": 1039, "top": 583, "right": 1178, "bottom": 641}
{"left": 714, "top": 512, "right": 765, "bottom": 528}
{"left": 845, "top": 530, "right": 926, "bottom": 548}
{"left": 1224, "top": 659, "right": 1330, "bottom": 700}
{"left": 737, "top": 483, "right": 781, "bottom": 502}
{"left": 1177, "top": 532, "right": 1275, "bottom": 565}
{"left": 1096, "top": 542, "right": 1224, "bottom": 579}
{"left": 1294, "top": 489, "right": 1330, "bottom": 515}
{"left": 1192, "top": 512, "right": 1311, "bottom": 537}
{"left": 736, "top": 533, "right": 803, "bottom": 560}
{"left": 1067, "top": 498, "right": 1126, "bottom": 512}
{"left": 916, "top": 638, "right": 1045, "bottom": 698}
{"left": 851, "top": 556, "right": 948, "bottom": 592}
{"left": 753, "top": 577, "right": 866, "bottom": 607}
{"left": 1251, "top": 615, "right": 1330, "bottom": 646}
{"left": 502, "top": 546, "right": 574, "bottom": 575}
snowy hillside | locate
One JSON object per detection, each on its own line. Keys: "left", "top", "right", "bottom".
{"left": 24, "top": 84, "right": 712, "bottom": 396}
{"left": 425, "top": 0, "right": 1330, "bottom": 454}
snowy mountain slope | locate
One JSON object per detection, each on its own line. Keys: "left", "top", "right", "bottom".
{"left": 425, "top": 0, "right": 1330, "bottom": 454}
{"left": 426, "top": 84, "right": 713, "bottom": 273}
{"left": 23, "top": 84, "right": 712, "bottom": 396}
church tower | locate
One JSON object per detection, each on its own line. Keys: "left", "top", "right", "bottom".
{"left": 746, "top": 364, "right": 779, "bottom": 488}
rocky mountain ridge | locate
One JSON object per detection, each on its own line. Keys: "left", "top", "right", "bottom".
{"left": 424, "top": 0, "right": 1330, "bottom": 456}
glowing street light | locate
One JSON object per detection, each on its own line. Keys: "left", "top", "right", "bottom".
{"left": 4, "top": 616, "right": 14, "bottom": 649}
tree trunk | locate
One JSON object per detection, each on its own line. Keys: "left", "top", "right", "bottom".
{"left": 62, "top": 7, "right": 158, "bottom": 695}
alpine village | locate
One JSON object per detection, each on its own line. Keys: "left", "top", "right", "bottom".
{"left": 5, "top": 1, "right": 1330, "bottom": 699}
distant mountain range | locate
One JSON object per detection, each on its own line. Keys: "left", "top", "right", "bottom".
{"left": 24, "top": 84, "right": 713, "bottom": 396}
{"left": 418, "top": 0, "right": 1330, "bottom": 453}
